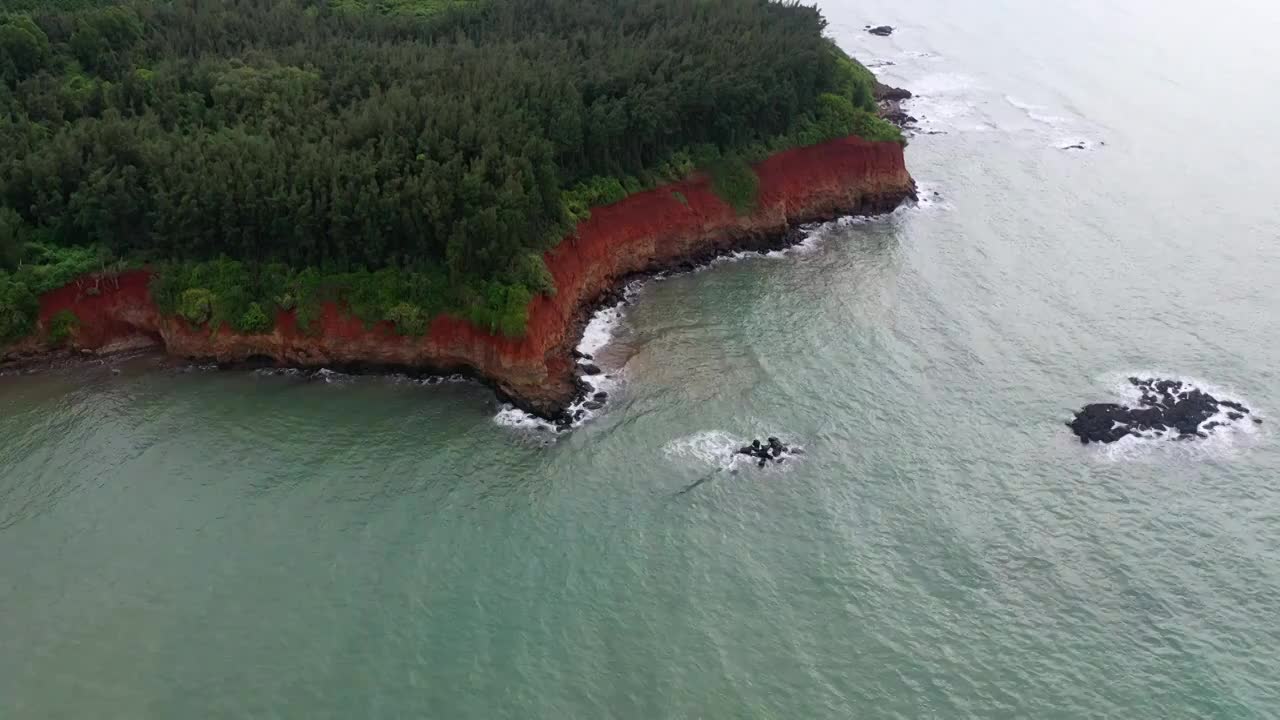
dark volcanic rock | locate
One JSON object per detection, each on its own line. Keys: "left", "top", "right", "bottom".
{"left": 579, "top": 363, "right": 603, "bottom": 376}
{"left": 880, "top": 108, "right": 917, "bottom": 128}
{"left": 868, "top": 25, "right": 894, "bottom": 36}
{"left": 1068, "top": 377, "right": 1256, "bottom": 444}
{"left": 1219, "top": 399, "right": 1250, "bottom": 413}
{"left": 874, "top": 81, "right": 913, "bottom": 102}
{"left": 737, "top": 437, "right": 797, "bottom": 466}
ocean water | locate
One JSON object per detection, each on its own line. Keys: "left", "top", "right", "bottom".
{"left": 4, "top": 0, "right": 1280, "bottom": 716}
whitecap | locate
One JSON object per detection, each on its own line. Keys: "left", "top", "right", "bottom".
{"left": 493, "top": 405, "right": 555, "bottom": 433}
{"left": 1003, "top": 95, "right": 1074, "bottom": 127}
{"left": 664, "top": 430, "right": 753, "bottom": 472}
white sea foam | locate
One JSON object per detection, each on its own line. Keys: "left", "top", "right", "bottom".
{"left": 910, "top": 71, "right": 977, "bottom": 96}
{"left": 664, "top": 430, "right": 753, "bottom": 472}
{"left": 899, "top": 50, "right": 942, "bottom": 61}
{"left": 254, "top": 367, "right": 303, "bottom": 378}
{"left": 493, "top": 405, "right": 555, "bottom": 432}
{"left": 493, "top": 207, "right": 936, "bottom": 433}
{"left": 385, "top": 372, "right": 469, "bottom": 386}
{"left": 899, "top": 71, "right": 979, "bottom": 134}
{"left": 1090, "top": 370, "right": 1264, "bottom": 463}
{"left": 664, "top": 430, "right": 804, "bottom": 473}
{"left": 311, "top": 367, "right": 353, "bottom": 385}
{"left": 577, "top": 303, "right": 626, "bottom": 359}
{"left": 1003, "top": 95, "right": 1067, "bottom": 124}
{"left": 1004, "top": 95, "right": 1047, "bottom": 114}
{"left": 494, "top": 287, "right": 632, "bottom": 433}
{"left": 909, "top": 181, "right": 953, "bottom": 212}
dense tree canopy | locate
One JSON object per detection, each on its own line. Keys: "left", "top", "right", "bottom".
{"left": 0, "top": 0, "right": 898, "bottom": 341}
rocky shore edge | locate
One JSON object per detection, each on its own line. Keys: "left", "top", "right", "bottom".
{"left": 2, "top": 187, "right": 914, "bottom": 422}
{"left": 533, "top": 190, "right": 913, "bottom": 426}
{"left": 3, "top": 132, "right": 916, "bottom": 424}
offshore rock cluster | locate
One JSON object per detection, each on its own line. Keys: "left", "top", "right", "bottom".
{"left": 1068, "top": 377, "right": 1260, "bottom": 444}
{"left": 737, "top": 437, "right": 799, "bottom": 467}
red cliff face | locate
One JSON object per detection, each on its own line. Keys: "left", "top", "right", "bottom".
{"left": 6, "top": 135, "right": 913, "bottom": 416}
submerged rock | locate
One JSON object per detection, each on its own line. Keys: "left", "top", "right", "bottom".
{"left": 1068, "top": 377, "right": 1257, "bottom": 444}
{"left": 868, "top": 25, "right": 894, "bottom": 36}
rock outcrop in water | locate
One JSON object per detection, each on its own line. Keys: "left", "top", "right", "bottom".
{"left": 4, "top": 135, "right": 914, "bottom": 420}
{"left": 738, "top": 437, "right": 799, "bottom": 467}
{"left": 867, "top": 25, "right": 894, "bottom": 37}
{"left": 1068, "top": 377, "right": 1260, "bottom": 444}
{"left": 874, "top": 82, "right": 916, "bottom": 131}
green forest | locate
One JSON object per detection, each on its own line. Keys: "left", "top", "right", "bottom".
{"left": 0, "top": 0, "right": 899, "bottom": 342}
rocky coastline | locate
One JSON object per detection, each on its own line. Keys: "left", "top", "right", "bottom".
{"left": 3, "top": 134, "right": 916, "bottom": 421}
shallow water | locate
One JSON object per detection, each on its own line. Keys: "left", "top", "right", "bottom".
{"left": 5, "top": 0, "right": 1280, "bottom": 716}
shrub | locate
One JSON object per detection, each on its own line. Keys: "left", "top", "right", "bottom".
{"left": 0, "top": 276, "right": 37, "bottom": 344}
{"left": 385, "top": 302, "right": 427, "bottom": 336}
{"left": 178, "top": 288, "right": 214, "bottom": 325}
{"left": 850, "top": 110, "right": 904, "bottom": 144}
{"left": 511, "top": 252, "right": 555, "bottom": 297}
{"left": 47, "top": 309, "right": 79, "bottom": 345}
{"left": 237, "top": 302, "right": 271, "bottom": 334}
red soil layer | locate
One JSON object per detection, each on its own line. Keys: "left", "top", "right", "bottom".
{"left": 6, "top": 135, "right": 914, "bottom": 416}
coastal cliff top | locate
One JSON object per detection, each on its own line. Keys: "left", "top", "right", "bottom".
{"left": 1, "top": 0, "right": 901, "bottom": 345}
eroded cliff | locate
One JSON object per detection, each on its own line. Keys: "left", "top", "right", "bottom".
{"left": 4, "top": 135, "right": 914, "bottom": 417}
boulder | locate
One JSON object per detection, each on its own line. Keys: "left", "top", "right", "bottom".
{"left": 868, "top": 25, "right": 894, "bottom": 36}
{"left": 874, "top": 81, "right": 912, "bottom": 101}
{"left": 737, "top": 436, "right": 796, "bottom": 466}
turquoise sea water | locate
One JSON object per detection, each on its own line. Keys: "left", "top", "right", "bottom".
{"left": 5, "top": 0, "right": 1280, "bottom": 717}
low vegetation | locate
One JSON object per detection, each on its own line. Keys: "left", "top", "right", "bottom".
{"left": 46, "top": 308, "right": 78, "bottom": 344}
